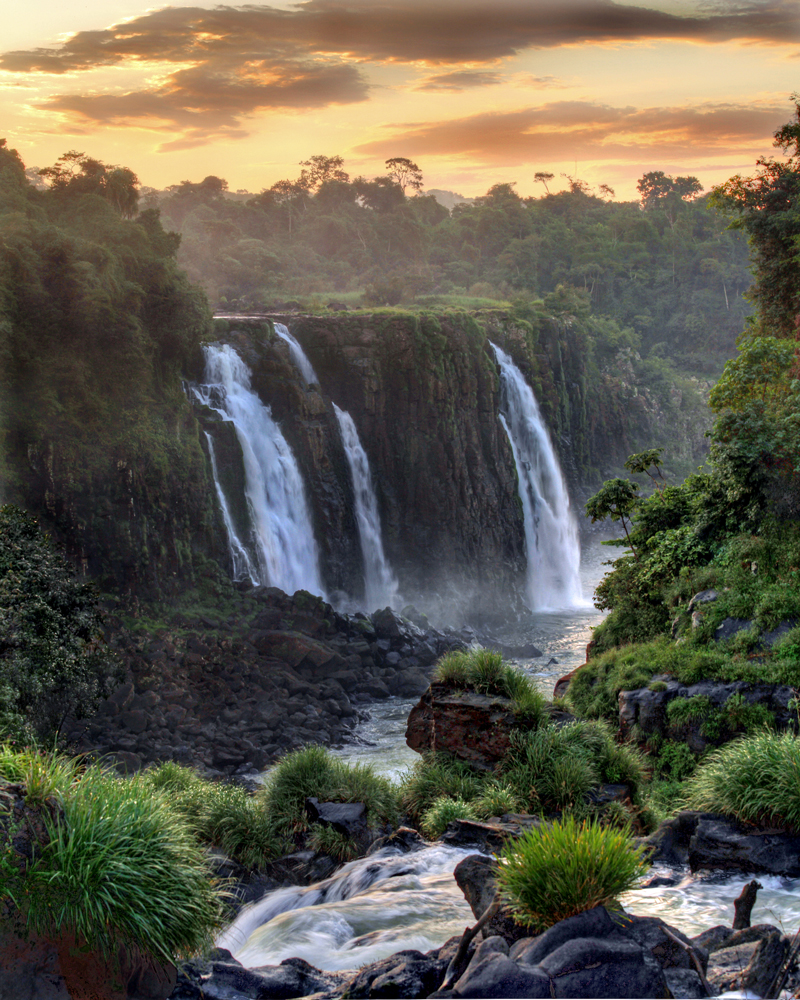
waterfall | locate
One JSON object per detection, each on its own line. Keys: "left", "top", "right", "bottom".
{"left": 203, "top": 431, "right": 259, "bottom": 585}
{"left": 273, "top": 322, "right": 319, "bottom": 386}
{"left": 333, "top": 404, "right": 399, "bottom": 611}
{"left": 491, "top": 343, "right": 582, "bottom": 610}
{"left": 194, "top": 344, "right": 325, "bottom": 597}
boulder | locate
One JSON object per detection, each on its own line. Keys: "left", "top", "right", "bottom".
{"left": 305, "top": 797, "right": 368, "bottom": 841}
{"left": 450, "top": 907, "right": 671, "bottom": 999}
{"left": 453, "top": 855, "right": 529, "bottom": 944}
{"left": 688, "top": 814, "right": 800, "bottom": 876}
{"left": 405, "top": 683, "right": 523, "bottom": 767}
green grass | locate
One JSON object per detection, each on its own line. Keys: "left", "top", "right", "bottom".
{"left": 399, "top": 752, "right": 486, "bottom": 821}
{"left": 420, "top": 796, "right": 478, "bottom": 839}
{"left": 307, "top": 825, "right": 360, "bottom": 863}
{"left": 433, "top": 647, "right": 547, "bottom": 722}
{"left": 0, "top": 749, "right": 224, "bottom": 963}
{"left": 261, "top": 744, "right": 399, "bottom": 836}
{"left": 685, "top": 730, "right": 800, "bottom": 830}
{"left": 496, "top": 815, "right": 649, "bottom": 933}
{"left": 498, "top": 720, "right": 646, "bottom": 817}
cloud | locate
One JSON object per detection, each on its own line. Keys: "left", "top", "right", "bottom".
{"left": 414, "top": 70, "right": 503, "bottom": 91}
{"left": 1, "top": 1, "right": 796, "bottom": 147}
{"left": 355, "top": 100, "right": 789, "bottom": 164}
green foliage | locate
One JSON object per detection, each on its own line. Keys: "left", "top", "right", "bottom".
{"left": 141, "top": 762, "right": 280, "bottom": 869}
{"left": 0, "top": 749, "right": 224, "bottom": 963}
{"left": 307, "top": 825, "right": 360, "bottom": 863}
{"left": 432, "top": 647, "right": 547, "bottom": 722}
{"left": 498, "top": 720, "right": 645, "bottom": 815}
{"left": 686, "top": 731, "right": 800, "bottom": 830}
{"left": 399, "top": 752, "right": 485, "bottom": 821}
{"left": 261, "top": 744, "right": 398, "bottom": 835}
{"left": 496, "top": 816, "right": 649, "bottom": 933}
{"left": 420, "top": 796, "right": 478, "bottom": 839}
{"left": 0, "top": 504, "right": 119, "bottom": 740}
{"left": 473, "top": 781, "right": 523, "bottom": 819}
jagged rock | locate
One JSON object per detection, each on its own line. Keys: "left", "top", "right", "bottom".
{"left": 405, "top": 683, "right": 522, "bottom": 767}
{"left": 713, "top": 617, "right": 754, "bottom": 642}
{"left": 453, "top": 855, "right": 530, "bottom": 944}
{"left": 705, "top": 925, "right": 788, "bottom": 996}
{"left": 305, "top": 797, "right": 368, "bottom": 840}
{"left": 686, "top": 590, "right": 719, "bottom": 613}
{"left": 340, "top": 949, "right": 445, "bottom": 998}
{"left": 441, "top": 815, "right": 540, "bottom": 853}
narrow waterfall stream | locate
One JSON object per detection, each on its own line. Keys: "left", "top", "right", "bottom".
{"left": 203, "top": 431, "right": 258, "bottom": 584}
{"left": 333, "top": 403, "right": 399, "bottom": 611}
{"left": 193, "top": 344, "right": 325, "bottom": 596}
{"left": 491, "top": 343, "right": 583, "bottom": 610}
{"left": 274, "top": 321, "right": 320, "bottom": 385}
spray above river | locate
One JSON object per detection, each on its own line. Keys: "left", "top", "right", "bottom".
{"left": 194, "top": 344, "right": 325, "bottom": 597}
{"left": 491, "top": 343, "right": 583, "bottom": 611}
{"left": 333, "top": 404, "right": 399, "bottom": 611}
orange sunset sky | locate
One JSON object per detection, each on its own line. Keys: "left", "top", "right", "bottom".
{"left": 2, "top": 0, "right": 799, "bottom": 200}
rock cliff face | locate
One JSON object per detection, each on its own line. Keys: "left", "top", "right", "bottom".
{"left": 8, "top": 308, "right": 710, "bottom": 615}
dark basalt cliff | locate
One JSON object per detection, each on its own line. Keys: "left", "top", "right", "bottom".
{"left": 6, "top": 308, "right": 710, "bottom": 613}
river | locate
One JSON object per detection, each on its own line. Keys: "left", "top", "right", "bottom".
{"left": 220, "top": 542, "right": 800, "bottom": 978}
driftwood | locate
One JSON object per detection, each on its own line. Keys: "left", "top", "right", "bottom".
{"left": 440, "top": 896, "right": 502, "bottom": 991}
{"left": 733, "top": 880, "right": 762, "bottom": 930}
{"left": 661, "top": 924, "right": 714, "bottom": 997}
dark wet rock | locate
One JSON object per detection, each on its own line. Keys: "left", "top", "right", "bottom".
{"left": 688, "top": 814, "right": 800, "bottom": 876}
{"left": 663, "top": 967, "right": 707, "bottom": 998}
{"left": 686, "top": 589, "right": 719, "bottom": 614}
{"left": 453, "top": 855, "right": 530, "bottom": 944}
{"left": 405, "top": 683, "right": 528, "bottom": 767}
{"left": 305, "top": 797, "right": 368, "bottom": 841}
{"left": 441, "top": 815, "right": 539, "bottom": 854}
{"left": 340, "top": 949, "right": 445, "bottom": 999}
{"left": 705, "top": 925, "right": 788, "bottom": 996}
{"left": 366, "top": 826, "right": 426, "bottom": 856}
{"left": 713, "top": 617, "right": 754, "bottom": 642}
{"left": 454, "top": 952, "right": 551, "bottom": 998}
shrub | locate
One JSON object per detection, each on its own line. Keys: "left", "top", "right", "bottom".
{"left": 142, "top": 762, "right": 281, "bottom": 868}
{"left": 496, "top": 815, "right": 649, "bottom": 933}
{"left": 0, "top": 504, "right": 119, "bottom": 740}
{"left": 433, "top": 647, "right": 547, "bottom": 723}
{"left": 1, "top": 751, "right": 224, "bottom": 963}
{"left": 685, "top": 730, "right": 800, "bottom": 830}
{"left": 420, "top": 796, "right": 478, "bottom": 839}
{"left": 399, "top": 752, "right": 486, "bottom": 821}
{"left": 473, "top": 781, "right": 522, "bottom": 819}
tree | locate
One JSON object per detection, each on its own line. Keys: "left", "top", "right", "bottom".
{"left": 0, "top": 504, "right": 118, "bottom": 740}
{"left": 298, "top": 155, "right": 349, "bottom": 192}
{"left": 637, "top": 171, "right": 703, "bottom": 227}
{"left": 625, "top": 448, "right": 667, "bottom": 493}
{"left": 39, "top": 151, "right": 140, "bottom": 217}
{"left": 710, "top": 95, "right": 800, "bottom": 339}
{"left": 385, "top": 157, "right": 423, "bottom": 193}
{"left": 534, "top": 171, "right": 554, "bottom": 194}
{"left": 585, "top": 478, "right": 641, "bottom": 559}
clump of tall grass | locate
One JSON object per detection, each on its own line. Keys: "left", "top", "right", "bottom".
{"left": 307, "top": 825, "right": 360, "bottom": 863}
{"left": 261, "top": 744, "right": 399, "bottom": 835}
{"left": 1, "top": 750, "right": 224, "bottom": 963}
{"left": 433, "top": 647, "right": 547, "bottom": 722}
{"left": 498, "top": 720, "right": 645, "bottom": 816}
{"left": 420, "top": 796, "right": 478, "bottom": 839}
{"left": 497, "top": 815, "right": 649, "bottom": 933}
{"left": 399, "top": 752, "right": 486, "bottom": 821}
{"left": 142, "top": 761, "right": 281, "bottom": 869}
{"left": 685, "top": 730, "right": 800, "bottom": 830}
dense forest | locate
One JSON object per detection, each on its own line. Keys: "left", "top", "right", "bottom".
{"left": 147, "top": 158, "right": 751, "bottom": 375}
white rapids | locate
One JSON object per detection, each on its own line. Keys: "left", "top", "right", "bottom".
{"left": 217, "top": 844, "right": 479, "bottom": 972}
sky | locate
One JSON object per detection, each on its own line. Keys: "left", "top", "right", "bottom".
{"left": 1, "top": 0, "right": 798, "bottom": 200}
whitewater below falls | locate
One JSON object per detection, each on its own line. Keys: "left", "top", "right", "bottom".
{"left": 220, "top": 541, "right": 800, "bottom": 982}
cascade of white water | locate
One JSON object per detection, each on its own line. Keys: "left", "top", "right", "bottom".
{"left": 273, "top": 322, "right": 319, "bottom": 385}
{"left": 333, "top": 404, "right": 398, "bottom": 610}
{"left": 194, "top": 344, "right": 325, "bottom": 597}
{"left": 491, "top": 342, "right": 583, "bottom": 610}
{"left": 203, "top": 431, "right": 259, "bottom": 584}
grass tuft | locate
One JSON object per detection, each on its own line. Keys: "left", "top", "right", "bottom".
{"left": 433, "top": 647, "right": 547, "bottom": 723}
{"left": 420, "top": 796, "right": 478, "bottom": 839}
{"left": 685, "top": 730, "right": 800, "bottom": 830}
{"left": 497, "top": 815, "right": 649, "bottom": 933}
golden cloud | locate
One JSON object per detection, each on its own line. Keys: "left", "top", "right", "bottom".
{"left": 355, "top": 100, "right": 789, "bottom": 163}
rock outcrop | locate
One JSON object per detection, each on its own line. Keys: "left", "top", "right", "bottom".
{"left": 68, "top": 590, "right": 467, "bottom": 777}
